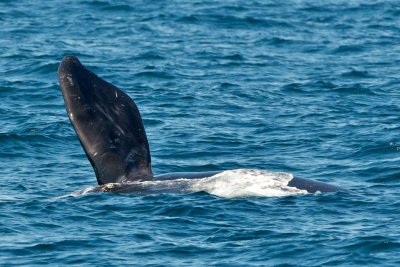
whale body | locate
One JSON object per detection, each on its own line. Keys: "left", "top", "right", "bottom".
{"left": 58, "top": 56, "right": 346, "bottom": 194}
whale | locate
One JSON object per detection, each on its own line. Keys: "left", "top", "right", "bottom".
{"left": 58, "top": 56, "right": 347, "bottom": 194}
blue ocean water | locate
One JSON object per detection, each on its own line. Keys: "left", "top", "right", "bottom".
{"left": 1, "top": 0, "right": 400, "bottom": 265}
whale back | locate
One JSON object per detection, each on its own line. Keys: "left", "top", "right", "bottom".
{"left": 58, "top": 56, "right": 152, "bottom": 185}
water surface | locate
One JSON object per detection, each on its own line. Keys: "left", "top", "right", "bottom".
{"left": 1, "top": 0, "right": 400, "bottom": 265}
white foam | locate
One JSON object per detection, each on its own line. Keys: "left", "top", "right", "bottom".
{"left": 189, "top": 169, "right": 307, "bottom": 198}
{"left": 54, "top": 186, "right": 100, "bottom": 199}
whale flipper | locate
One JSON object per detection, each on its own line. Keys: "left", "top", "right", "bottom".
{"left": 58, "top": 56, "right": 152, "bottom": 185}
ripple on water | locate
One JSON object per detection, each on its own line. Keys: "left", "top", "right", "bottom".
{"left": 1, "top": 0, "right": 400, "bottom": 266}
